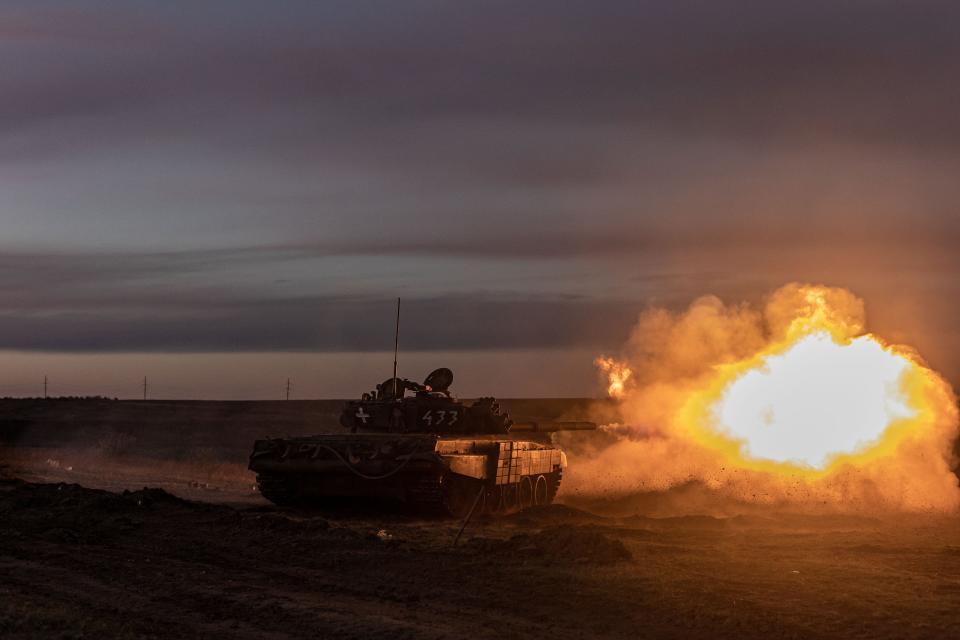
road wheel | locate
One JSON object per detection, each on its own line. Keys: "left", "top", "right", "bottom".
{"left": 490, "top": 485, "right": 505, "bottom": 514}
{"left": 519, "top": 476, "right": 534, "bottom": 510}
{"left": 534, "top": 475, "right": 548, "bottom": 506}
{"left": 502, "top": 483, "right": 520, "bottom": 513}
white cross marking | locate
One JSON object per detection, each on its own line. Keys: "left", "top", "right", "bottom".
{"left": 356, "top": 407, "right": 371, "bottom": 424}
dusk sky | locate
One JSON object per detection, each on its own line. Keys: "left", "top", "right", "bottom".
{"left": 2, "top": 1, "right": 958, "bottom": 398}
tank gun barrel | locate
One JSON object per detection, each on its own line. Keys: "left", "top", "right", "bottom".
{"left": 509, "top": 421, "right": 597, "bottom": 433}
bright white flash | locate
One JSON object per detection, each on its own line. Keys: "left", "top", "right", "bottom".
{"left": 711, "top": 332, "right": 916, "bottom": 468}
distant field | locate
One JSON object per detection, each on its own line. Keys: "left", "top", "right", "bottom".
{"left": 0, "top": 397, "right": 617, "bottom": 461}
{"left": 0, "top": 397, "right": 618, "bottom": 503}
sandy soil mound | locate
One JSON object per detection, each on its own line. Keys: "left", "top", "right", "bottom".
{"left": 467, "top": 525, "right": 632, "bottom": 564}
{"left": 0, "top": 482, "right": 216, "bottom": 545}
{"left": 507, "top": 502, "right": 605, "bottom": 525}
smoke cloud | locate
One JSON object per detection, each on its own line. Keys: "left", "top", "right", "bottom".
{"left": 559, "top": 284, "right": 960, "bottom": 514}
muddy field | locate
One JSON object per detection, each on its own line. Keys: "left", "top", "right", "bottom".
{"left": 2, "top": 400, "right": 960, "bottom": 639}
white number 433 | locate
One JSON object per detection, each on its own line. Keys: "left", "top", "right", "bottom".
{"left": 421, "top": 409, "right": 458, "bottom": 426}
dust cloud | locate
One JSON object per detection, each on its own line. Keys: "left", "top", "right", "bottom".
{"left": 558, "top": 284, "right": 960, "bottom": 515}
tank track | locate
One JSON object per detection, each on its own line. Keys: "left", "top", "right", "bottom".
{"left": 405, "top": 474, "right": 445, "bottom": 513}
{"left": 256, "top": 473, "right": 302, "bottom": 507}
{"left": 257, "top": 469, "right": 564, "bottom": 515}
{"left": 548, "top": 469, "right": 562, "bottom": 503}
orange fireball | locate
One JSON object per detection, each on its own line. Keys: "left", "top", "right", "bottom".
{"left": 585, "top": 284, "right": 959, "bottom": 511}
{"left": 677, "top": 288, "right": 950, "bottom": 476}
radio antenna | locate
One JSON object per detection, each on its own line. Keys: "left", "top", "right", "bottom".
{"left": 392, "top": 297, "right": 400, "bottom": 400}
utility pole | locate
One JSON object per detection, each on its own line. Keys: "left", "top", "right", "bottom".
{"left": 43, "top": 375, "right": 48, "bottom": 399}
{"left": 143, "top": 376, "right": 148, "bottom": 401}
{"left": 285, "top": 378, "right": 291, "bottom": 401}
{"left": 392, "top": 297, "right": 400, "bottom": 399}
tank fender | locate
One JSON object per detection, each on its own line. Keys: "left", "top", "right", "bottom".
{"left": 443, "top": 454, "right": 489, "bottom": 480}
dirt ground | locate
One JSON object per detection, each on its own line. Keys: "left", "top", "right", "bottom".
{"left": 2, "top": 465, "right": 960, "bottom": 639}
{"left": 2, "top": 400, "right": 959, "bottom": 639}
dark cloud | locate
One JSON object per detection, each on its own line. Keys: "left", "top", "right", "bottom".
{"left": 0, "top": 248, "right": 637, "bottom": 351}
{"left": 5, "top": 1, "right": 959, "bottom": 250}
{"left": 1, "top": 1, "right": 959, "bottom": 391}
{"left": 0, "top": 293, "right": 639, "bottom": 353}
{"left": 4, "top": 1, "right": 960, "bottom": 147}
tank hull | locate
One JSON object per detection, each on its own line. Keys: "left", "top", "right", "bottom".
{"left": 249, "top": 434, "right": 565, "bottom": 516}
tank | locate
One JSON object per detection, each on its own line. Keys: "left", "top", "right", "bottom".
{"left": 248, "top": 367, "right": 596, "bottom": 516}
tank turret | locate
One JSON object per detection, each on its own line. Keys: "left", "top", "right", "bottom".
{"left": 339, "top": 368, "right": 514, "bottom": 435}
